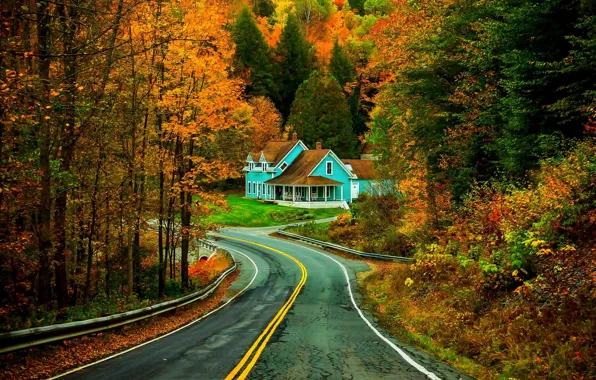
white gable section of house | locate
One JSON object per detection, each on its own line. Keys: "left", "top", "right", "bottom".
{"left": 246, "top": 153, "right": 254, "bottom": 162}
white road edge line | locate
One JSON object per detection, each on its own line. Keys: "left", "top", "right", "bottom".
{"left": 301, "top": 245, "right": 441, "bottom": 380}
{"left": 50, "top": 249, "right": 259, "bottom": 380}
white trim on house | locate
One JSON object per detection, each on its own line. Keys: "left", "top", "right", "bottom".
{"left": 306, "top": 150, "right": 356, "bottom": 178}
{"left": 246, "top": 153, "right": 253, "bottom": 162}
{"left": 274, "top": 141, "right": 308, "bottom": 170}
{"left": 326, "top": 161, "right": 333, "bottom": 175}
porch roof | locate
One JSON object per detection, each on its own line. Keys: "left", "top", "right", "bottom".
{"left": 266, "top": 176, "right": 342, "bottom": 186}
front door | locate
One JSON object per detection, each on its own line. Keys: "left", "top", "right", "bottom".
{"left": 351, "top": 182, "right": 359, "bottom": 199}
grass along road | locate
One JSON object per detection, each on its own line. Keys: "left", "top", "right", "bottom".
{"left": 205, "top": 193, "right": 343, "bottom": 227}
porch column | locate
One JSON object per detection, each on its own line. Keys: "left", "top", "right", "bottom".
{"left": 324, "top": 186, "right": 327, "bottom": 203}
{"left": 292, "top": 186, "right": 296, "bottom": 202}
{"left": 307, "top": 186, "right": 311, "bottom": 202}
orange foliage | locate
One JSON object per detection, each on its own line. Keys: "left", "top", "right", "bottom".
{"left": 307, "top": 10, "right": 351, "bottom": 62}
{"left": 257, "top": 17, "right": 283, "bottom": 47}
{"left": 248, "top": 96, "right": 283, "bottom": 151}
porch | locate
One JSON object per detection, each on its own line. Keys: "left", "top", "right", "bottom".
{"left": 260, "top": 184, "right": 349, "bottom": 209}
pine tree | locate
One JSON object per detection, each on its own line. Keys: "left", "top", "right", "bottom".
{"left": 287, "top": 71, "right": 356, "bottom": 157}
{"left": 329, "top": 39, "right": 356, "bottom": 88}
{"left": 276, "top": 13, "right": 315, "bottom": 117}
{"left": 232, "top": 7, "right": 277, "bottom": 99}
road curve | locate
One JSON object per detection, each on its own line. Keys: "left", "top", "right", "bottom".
{"left": 58, "top": 226, "right": 470, "bottom": 380}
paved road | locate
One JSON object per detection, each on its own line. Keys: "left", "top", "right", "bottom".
{"left": 61, "top": 226, "right": 470, "bottom": 380}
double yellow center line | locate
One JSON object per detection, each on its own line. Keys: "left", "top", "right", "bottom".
{"left": 218, "top": 235, "right": 308, "bottom": 380}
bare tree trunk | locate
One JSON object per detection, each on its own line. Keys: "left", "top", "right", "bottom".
{"left": 53, "top": 0, "right": 80, "bottom": 309}
{"left": 85, "top": 157, "right": 101, "bottom": 300}
{"left": 125, "top": 25, "right": 141, "bottom": 298}
{"left": 36, "top": 0, "right": 52, "bottom": 308}
{"left": 180, "top": 140, "right": 194, "bottom": 290}
{"left": 105, "top": 194, "right": 111, "bottom": 299}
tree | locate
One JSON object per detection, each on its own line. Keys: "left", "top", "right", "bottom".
{"left": 295, "top": 0, "right": 334, "bottom": 24}
{"left": 248, "top": 96, "right": 283, "bottom": 150}
{"left": 329, "top": 39, "right": 356, "bottom": 87}
{"left": 287, "top": 71, "right": 356, "bottom": 157}
{"left": 232, "top": 6, "right": 278, "bottom": 100}
{"left": 363, "top": 0, "right": 394, "bottom": 15}
{"left": 276, "top": 13, "right": 315, "bottom": 117}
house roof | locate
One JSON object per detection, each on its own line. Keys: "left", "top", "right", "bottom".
{"left": 342, "top": 159, "right": 378, "bottom": 180}
{"left": 249, "top": 140, "right": 298, "bottom": 165}
{"left": 265, "top": 150, "right": 342, "bottom": 186}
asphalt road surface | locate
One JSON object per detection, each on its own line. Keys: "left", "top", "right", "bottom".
{"left": 59, "top": 226, "right": 471, "bottom": 380}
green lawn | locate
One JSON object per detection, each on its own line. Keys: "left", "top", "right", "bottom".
{"left": 206, "top": 193, "right": 343, "bottom": 227}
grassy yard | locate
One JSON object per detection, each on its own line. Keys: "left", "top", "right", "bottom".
{"left": 206, "top": 193, "right": 343, "bottom": 227}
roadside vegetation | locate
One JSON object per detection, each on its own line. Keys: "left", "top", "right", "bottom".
{"left": 206, "top": 193, "right": 342, "bottom": 227}
{"left": 2, "top": 249, "right": 233, "bottom": 332}
{"left": 291, "top": 139, "right": 596, "bottom": 378}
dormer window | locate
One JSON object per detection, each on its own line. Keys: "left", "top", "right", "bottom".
{"left": 326, "top": 161, "right": 333, "bottom": 175}
{"left": 280, "top": 162, "right": 288, "bottom": 171}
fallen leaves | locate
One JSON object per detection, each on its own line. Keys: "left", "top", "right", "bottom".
{"left": 0, "top": 269, "right": 238, "bottom": 380}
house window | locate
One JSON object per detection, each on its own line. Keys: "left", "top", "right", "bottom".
{"left": 253, "top": 182, "right": 257, "bottom": 194}
{"left": 248, "top": 181, "right": 251, "bottom": 194}
{"left": 262, "top": 163, "right": 267, "bottom": 172}
{"left": 326, "top": 161, "right": 333, "bottom": 175}
{"left": 280, "top": 162, "right": 288, "bottom": 171}
{"left": 326, "top": 187, "right": 331, "bottom": 197}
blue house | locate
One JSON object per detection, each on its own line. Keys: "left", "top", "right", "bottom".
{"left": 244, "top": 133, "right": 378, "bottom": 209}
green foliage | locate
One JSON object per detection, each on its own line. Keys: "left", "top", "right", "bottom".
{"left": 329, "top": 40, "right": 356, "bottom": 87}
{"left": 287, "top": 71, "right": 356, "bottom": 157}
{"left": 347, "top": 0, "right": 366, "bottom": 13}
{"left": 363, "top": 0, "right": 393, "bottom": 15}
{"left": 353, "top": 14, "right": 379, "bottom": 37}
{"left": 253, "top": 0, "right": 275, "bottom": 17}
{"left": 232, "top": 6, "right": 278, "bottom": 100}
{"left": 371, "top": 0, "right": 596, "bottom": 202}
{"left": 276, "top": 13, "right": 316, "bottom": 117}
{"left": 295, "top": 0, "right": 334, "bottom": 23}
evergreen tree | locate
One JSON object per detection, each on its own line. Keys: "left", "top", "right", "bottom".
{"left": 287, "top": 71, "right": 356, "bottom": 157}
{"left": 253, "top": 0, "right": 275, "bottom": 17}
{"left": 329, "top": 40, "right": 356, "bottom": 88}
{"left": 276, "top": 13, "right": 315, "bottom": 117}
{"left": 232, "top": 7, "right": 277, "bottom": 100}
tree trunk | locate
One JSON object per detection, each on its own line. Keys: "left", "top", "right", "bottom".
{"left": 180, "top": 140, "right": 194, "bottom": 290}
{"left": 105, "top": 194, "right": 111, "bottom": 299}
{"left": 53, "top": 1, "right": 79, "bottom": 309}
{"left": 85, "top": 157, "right": 101, "bottom": 301}
{"left": 126, "top": 26, "right": 139, "bottom": 298}
{"left": 36, "top": 0, "right": 52, "bottom": 308}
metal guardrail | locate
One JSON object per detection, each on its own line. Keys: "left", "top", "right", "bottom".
{"left": 0, "top": 259, "right": 236, "bottom": 354}
{"left": 198, "top": 239, "right": 217, "bottom": 253}
{"left": 277, "top": 230, "right": 414, "bottom": 263}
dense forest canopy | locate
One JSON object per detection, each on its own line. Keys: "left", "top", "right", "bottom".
{"left": 1, "top": 0, "right": 595, "bottom": 376}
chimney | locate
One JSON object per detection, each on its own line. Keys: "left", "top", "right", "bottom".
{"left": 316, "top": 142, "right": 322, "bottom": 150}
{"left": 292, "top": 132, "right": 297, "bottom": 142}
